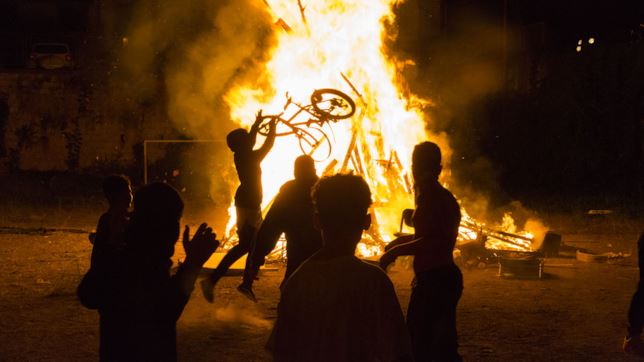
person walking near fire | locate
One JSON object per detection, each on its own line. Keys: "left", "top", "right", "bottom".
{"left": 201, "top": 111, "right": 276, "bottom": 303}
{"left": 238, "top": 154, "right": 322, "bottom": 301}
{"left": 269, "top": 174, "right": 413, "bottom": 361}
{"left": 78, "top": 175, "right": 132, "bottom": 360}
{"left": 102, "top": 182, "right": 219, "bottom": 360}
{"left": 380, "top": 141, "right": 464, "bottom": 362}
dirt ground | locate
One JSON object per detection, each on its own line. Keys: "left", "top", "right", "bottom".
{"left": 0, "top": 205, "right": 643, "bottom": 361}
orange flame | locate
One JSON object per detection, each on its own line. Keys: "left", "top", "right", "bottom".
{"left": 221, "top": 0, "right": 537, "bottom": 255}
{"left": 223, "top": 0, "right": 426, "bottom": 243}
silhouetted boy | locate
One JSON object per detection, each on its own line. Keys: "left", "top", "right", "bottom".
{"left": 380, "top": 141, "right": 463, "bottom": 362}
{"left": 91, "top": 175, "right": 131, "bottom": 258}
{"left": 624, "top": 232, "right": 644, "bottom": 355}
{"left": 269, "top": 174, "right": 412, "bottom": 362}
{"left": 201, "top": 112, "right": 276, "bottom": 303}
{"left": 238, "top": 155, "right": 322, "bottom": 301}
{"left": 84, "top": 175, "right": 131, "bottom": 361}
{"left": 101, "top": 183, "right": 218, "bottom": 361}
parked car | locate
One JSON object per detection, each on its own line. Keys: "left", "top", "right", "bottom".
{"left": 27, "top": 43, "right": 74, "bottom": 70}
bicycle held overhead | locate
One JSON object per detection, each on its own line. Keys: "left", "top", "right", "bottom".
{"left": 256, "top": 88, "right": 356, "bottom": 161}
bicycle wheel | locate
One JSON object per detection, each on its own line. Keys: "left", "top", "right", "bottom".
{"left": 310, "top": 88, "right": 356, "bottom": 120}
{"left": 296, "top": 126, "right": 332, "bottom": 162}
{"left": 257, "top": 115, "right": 295, "bottom": 137}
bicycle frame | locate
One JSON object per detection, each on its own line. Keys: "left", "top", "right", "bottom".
{"left": 257, "top": 88, "right": 356, "bottom": 160}
{"left": 272, "top": 95, "right": 334, "bottom": 134}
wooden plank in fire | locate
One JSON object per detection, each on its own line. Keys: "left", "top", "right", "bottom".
{"left": 305, "top": 132, "right": 325, "bottom": 157}
{"left": 489, "top": 229, "right": 534, "bottom": 242}
{"left": 403, "top": 174, "right": 412, "bottom": 194}
{"left": 352, "top": 145, "right": 366, "bottom": 175}
{"left": 371, "top": 147, "right": 408, "bottom": 197}
{"left": 462, "top": 219, "right": 533, "bottom": 243}
{"left": 322, "top": 158, "right": 338, "bottom": 176}
{"left": 297, "top": 0, "right": 310, "bottom": 35}
{"left": 485, "top": 233, "right": 530, "bottom": 249}
{"left": 366, "top": 205, "right": 384, "bottom": 245}
{"left": 392, "top": 150, "right": 403, "bottom": 170}
{"left": 349, "top": 153, "right": 359, "bottom": 174}
{"left": 261, "top": 0, "right": 293, "bottom": 33}
{"left": 459, "top": 221, "right": 531, "bottom": 249}
{"left": 340, "top": 72, "right": 365, "bottom": 104}
{"left": 375, "top": 152, "right": 407, "bottom": 198}
{"left": 385, "top": 151, "right": 394, "bottom": 170}
{"left": 274, "top": 18, "right": 293, "bottom": 33}
{"left": 337, "top": 71, "right": 369, "bottom": 174}
{"left": 340, "top": 131, "right": 357, "bottom": 173}
{"left": 391, "top": 150, "right": 413, "bottom": 194}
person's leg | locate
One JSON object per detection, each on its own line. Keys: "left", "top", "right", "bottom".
{"left": 234, "top": 223, "right": 262, "bottom": 302}
{"left": 201, "top": 208, "right": 259, "bottom": 303}
{"left": 211, "top": 208, "right": 262, "bottom": 281}
{"left": 201, "top": 226, "right": 254, "bottom": 303}
{"left": 433, "top": 266, "right": 464, "bottom": 362}
{"left": 408, "top": 268, "right": 463, "bottom": 362}
{"left": 211, "top": 224, "right": 255, "bottom": 281}
{"left": 407, "top": 277, "right": 433, "bottom": 362}
{"left": 241, "top": 210, "right": 282, "bottom": 289}
{"left": 240, "top": 256, "right": 261, "bottom": 290}
{"left": 237, "top": 213, "right": 270, "bottom": 301}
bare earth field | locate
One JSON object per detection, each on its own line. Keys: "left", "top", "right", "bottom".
{"left": 0, "top": 206, "right": 643, "bottom": 361}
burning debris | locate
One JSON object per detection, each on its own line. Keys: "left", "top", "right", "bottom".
{"left": 212, "top": 0, "right": 549, "bottom": 264}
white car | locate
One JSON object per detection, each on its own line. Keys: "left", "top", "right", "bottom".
{"left": 27, "top": 43, "right": 74, "bottom": 70}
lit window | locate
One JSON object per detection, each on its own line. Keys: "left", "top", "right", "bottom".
{"left": 588, "top": 38, "right": 595, "bottom": 44}
{"left": 576, "top": 46, "right": 582, "bottom": 52}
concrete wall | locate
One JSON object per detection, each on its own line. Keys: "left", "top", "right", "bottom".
{"left": 0, "top": 70, "right": 177, "bottom": 172}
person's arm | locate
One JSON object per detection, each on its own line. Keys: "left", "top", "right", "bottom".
{"left": 379, "top": 237, "right": 433, "bottom": 270}
{"left": 384, "top": 234, "right": 414, "bottom": 252}
{"left": 380, "top": 191, "right": 439, "bottom": 270}
{"left": 242, "top": 189, "right": 288, "bottom": 286}
{"left": 248, "top": 110, "right": 263, "bottom": 147}
{"left": 390, "top": 237, "right": 435, "bottom": 255}
{"left": 255, "top": 115, "right": 277, "bottom": 161}
{"left": 165, "top": 223, "right": 218, "bottom": 321}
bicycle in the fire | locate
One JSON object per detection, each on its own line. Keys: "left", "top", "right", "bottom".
{"left": 257, "top": 88, "right": 356, "bottom": 161}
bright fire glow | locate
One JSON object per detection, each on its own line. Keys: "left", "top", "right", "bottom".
{"left": 223, "top": 0, "right": 425, "bottom": 244}
{"left": 221, "top": 0, "right": 537, "bottom": 255}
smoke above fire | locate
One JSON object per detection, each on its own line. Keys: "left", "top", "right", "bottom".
{"left": 118, "top": 0, "right": 277, "bottom": 140}
{"left": 118, "top": 0, "right": 548, "bottom": 250}
{"left": 390, "top": 2, "right": 551, "bottom": 243}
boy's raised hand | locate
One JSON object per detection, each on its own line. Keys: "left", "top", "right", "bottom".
{"left": 182, "top": 223, "right": 218, "bottom": 268}
{"left": 253, "top": 110, "right": 264, "bottom": 126}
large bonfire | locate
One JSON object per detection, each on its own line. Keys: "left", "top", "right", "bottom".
{"left": 221, "top": 0, "right": 536, "bottom": 256}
